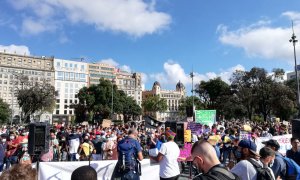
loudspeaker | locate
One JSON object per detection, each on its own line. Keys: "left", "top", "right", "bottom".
{"left": 165, "top": 121, "right": 185, "bottom": 146}
{"left": 292, "top": 119, "right": 300, "bottom": 139}
{"left": 186, "top": 106, "right": 193, "bottom": 117}
{"left": 28, "top": 122, "right": 50, "bottom": 155}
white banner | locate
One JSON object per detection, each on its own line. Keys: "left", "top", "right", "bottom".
{"left": 256, "top": 134, "right": 292, "bottom": 155}
{"left": 39, "top": 159, "right": 159, "bottom": 180}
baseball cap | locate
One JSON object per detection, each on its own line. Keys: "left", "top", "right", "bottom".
{"left": 262, "top": 139, "right": 280, "bottom": 151}
{"left": 238, "top": 139, "right": 258, "bottom": 155}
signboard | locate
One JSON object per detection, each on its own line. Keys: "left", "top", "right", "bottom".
{"left": 102, "top": 119, "right": 112, "bottom": 128}
{"left": 184, "top": 130, "right": 191, "bottom": 143}
{"left": 239, "top": 131, "right": 251, "bottom": 140}
{"left": 187, "top": 122, "right": 202, "bottom": 135}
{"left": 195, "top": 110, "right": 216, "bottom": 126}
{"left": 178, "top": 143, "right": 192, "bottom": 161}
{"left": 256, "top": 134, "right": 292, "bottom": 155}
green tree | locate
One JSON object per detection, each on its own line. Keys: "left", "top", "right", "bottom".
{"left": 0, "top": 98, "right": 10, "bottom": 124}
{"left": 75, "top": 78, "right": 142, "bottom": 123}
{"left": 178, "top": 96, "right": 203, "bottom": 116}
{"left": 17, "top": 81, "right": 56, "bottom": 122}
{"left": 142, "top": 95, "right": 168, "bottom": 118}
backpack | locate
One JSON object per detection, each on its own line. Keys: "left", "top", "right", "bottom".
{"left": 282, "top": 157, "right": 300, "bottom": 179}
{"left": 117, "top": 138, "right": 139, "bottom": 173}
{"left": 247, "top": 159, "right": 273, "bottom": 180}
{"left": 193, "top": 166, "right": 240, "bottom": 180}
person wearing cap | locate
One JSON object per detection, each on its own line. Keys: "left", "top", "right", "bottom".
{"left": 264, "top": 139, "right": 286, "bottom": 179}
{"left": 150, "top": 128, "right": 180, "bottom": 180}
{"left": 230, "top": 139, "right": 262, "bottom": 180}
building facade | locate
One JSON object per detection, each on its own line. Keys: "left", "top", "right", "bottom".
{"left": 0, "top": 52, "right": 55, "bottom": 123}
{"left": 87, "top": 63, "right": 143, "bottom": 107}
{"left": 142, "top": 81, "right": 186, "bottom": 121}
{"left": 53, "top": 59, "right": 88, "bottom": 123}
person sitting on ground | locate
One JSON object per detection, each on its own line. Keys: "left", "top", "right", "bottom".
{"left": 191, "top": 140, "right": 240, "bottom": 180}
{"left": 71, "top": 165, "right": 97, "bottom": 180}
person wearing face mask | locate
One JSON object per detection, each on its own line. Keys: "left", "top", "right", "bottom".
{"left": 191, "top": 140, "right": 240, "bottom": 180}
{"left": 0, "top": 135, "right": 7, "bottom": 172}
{"left": 78, "top": 135, "right": 94, "bottom": 161}
{"left": 5, "top": 132, "right": 19, "bottom": 169}
{"left": 230, "top": 139, "right": 262, "bottom": 180}
{"left": 92, "top": 133, "right": 103, "bottom": 160}
{"left": 259, "top": 147, "right": 276, "bottom": 180}
{"left": 40, "top": 131, "right": 58, "bottom": 162}
{"left": 286, "top": 137, "right": 300, "bottom": 166}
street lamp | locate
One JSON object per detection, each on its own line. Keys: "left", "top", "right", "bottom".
{"left": 290, "top": 21, "right": 300, "bottom": 117}
{"left": 190, "top": 71, "right": 195, "bottom": 121}
{"left": 111, "top": 78, "right": 116, "bottom": 120}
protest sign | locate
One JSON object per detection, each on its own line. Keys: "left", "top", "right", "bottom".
{"left": 195, "top": 110, "right": 216, "bottom": 126}
{"left": 187, "top": 122, "right": 202, "bottom": 135}
{"left": 239, "top": 131, "right": 251, "bottom": 140}
{"left": 178, "top": 143, "right": 192, "bottom": 161}
{"left": 256, "top": 134, "right": 292, "bottom": 155}
{"left": 184, "top": 130, "right": 191, "bottom": 143}
{"left": 102, "top": 119, "right": 111, "bottom": 128}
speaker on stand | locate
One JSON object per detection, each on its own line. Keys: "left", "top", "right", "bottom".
{"left": 292, "top": 119, "right": 300, "bottom": 139}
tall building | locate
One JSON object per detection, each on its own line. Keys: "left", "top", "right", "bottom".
{"left": 142, "top": 81, "right": 186, "bottom": 121}
{"left": 53, "top": 59, "right": 88, "bottom": 123}
{"left": 0, "top": 52, "right": 55, "bottom": 123}
{"left": 87, "top": 63, "right": 142, "bottom": 107}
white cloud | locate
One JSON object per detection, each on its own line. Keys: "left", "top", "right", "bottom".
{"left": 98, "top": 58, "right": 119, "bottom": 67}
{"left": 148, "top": 61, "right": 245, "bottom": 89}
{"left": 21, "top": 18, "right": 57, "bottom": 35}
{"left": 98, "top": 58, "right": 132, "bottom": 72}
{"left": 0, "top": 44, "right": 30, "bottom": 55}
{"left": 8, "top": 0, "right": 171, "bottom": 37}
{"left": 217, "top": 11, "right": 300, "bottom": 64}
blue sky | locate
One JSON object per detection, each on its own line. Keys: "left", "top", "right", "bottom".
{"left": 1, "top": 0, "right": 300, "bottom": 93}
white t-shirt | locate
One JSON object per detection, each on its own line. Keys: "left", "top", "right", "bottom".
{"left": 158, "top": 141, "right": 180, "bottom": 178}
{"left": 231, "top": 158, "right": 263, "bottom": 180}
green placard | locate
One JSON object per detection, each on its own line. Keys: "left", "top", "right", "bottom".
{"left": 195, "top": 110, "right": 216, "bottom": 125}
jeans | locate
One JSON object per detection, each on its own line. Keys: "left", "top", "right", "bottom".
{"left": 69, "top": 153, "right": 77, "bottom": 161}
{"left": 5, "top": 156, "right": 18, "bottom": 169}
{"left": 121, "top": 170, "right": 140, "bottom": 180}
{"left": 0, "top": 162, "right": 4, "bottom": 172}
{"left": 222, "top": 148, "right": 231, "bottom": 164}
{"left": 92, "top": 154, "right": 102, "bottom": 161}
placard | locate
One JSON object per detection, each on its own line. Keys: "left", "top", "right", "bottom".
{"left": 102, "top": 119, "right": 112, "bottom": 128}
{"left": 184, "top": 130, "right": 191, "bottom": 143}
{"left": 195, "top": 110, "right": 216, "bottom": 126}
{"left": 187, "top": 122, "right": 202, "bottom": 135}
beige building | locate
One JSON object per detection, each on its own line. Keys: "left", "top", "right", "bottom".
{"left": 88, "top": 62, "right": 143, "bottom": 107}
{"left": 0, "top": 52, "right": 55, "bottom": 123}
{"left": 142, "top": 81, "right": 186, "bottom": 121}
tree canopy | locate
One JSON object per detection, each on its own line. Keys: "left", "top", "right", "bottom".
{"left": 0, "top": 98, "right": 10, "bottom": 124}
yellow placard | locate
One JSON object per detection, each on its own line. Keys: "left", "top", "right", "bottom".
{"left": 184, "top": 130, "right": 191, "bottom": 143}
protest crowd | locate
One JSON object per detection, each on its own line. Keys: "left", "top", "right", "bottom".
{"left": 0, "top": 118, "right": 299, "bottom": 180}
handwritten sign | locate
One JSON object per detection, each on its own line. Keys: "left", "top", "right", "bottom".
{"left": 102, "top": 119, "right": 112, "bottom": 128}
{"left": 187, "top": 122, "right": 202, "bottom": 135}
{"left": 178, "top": 143, "right": 192, "bottom": 161}
{"left": 184, "top": 130, "right": 191, "bottom": 143}
{"left": 256, "top": 134, "right": 292, "bottom": 156}
{"left": 239, "top": 131, "right": 251, "bottom": 140}
{"left": 195, "top": 110, "right": 216, "bottom": 126}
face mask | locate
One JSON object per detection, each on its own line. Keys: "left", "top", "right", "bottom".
{"left": 61, "top": 138, "right": 66, "bottom": 141}
{"left": 269, "top": 160, "right": 274, "bottom": 167}
{"left": 96, "top": 135, "right": 101, "bottom": 139}
{"left": 22, "top": 133, "right": 26, "bottom": 136}
{"left": 1, "top": 139, "right": 6, "bottom": 143}
{"left": 22, "top": 143, "right": 28, "bottom": 148}
{"left": 51, "top": 137, "right": 55, "bottom": 140}
{"left": 84, "top": 139, "right": 89, "bottom": 143}
{"left": 10, "top": 136, "right": 15, "bottom": 140}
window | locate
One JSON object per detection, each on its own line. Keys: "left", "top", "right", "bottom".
{"left": 81, "top": 65, "right": 84, "bottom": 70}
{"left": 65, "top": 72, "right": 69, "bottom": 80}
{"left": 70, "top": 64, "right": 73, "bottom": 68}
{"left": 56, "top": 62, "right": 60, "bottom": 67}
{"left": 56, "top": 110, "right": 59, "bottom": 114}
{"left": 69, "top": 110, "right": 72, "bottom": 114}
{"left": 64, "top": 99, "right": 67, "bottom": 103}
{"left": 70, "top": 73, "right": 74, "bottom": 80}
{"left": 65, "top": 63, "right": 68, "bottom": 68}
{"left": 75, "top": 100, "right": 78, "bottom": 104}
{"left": 74, "top": 64, "right": 78, "bottom": 69}
{"left": 64, "top": 110, "right": 67, "bottom": 115}
{"left": 56, "top": 99, "right": 60, "bottom": 103}
{"left": 70, "top": 100, "right": 73, "bottom": 104}
{"left": 64, "top": 105, "right": 68, "bottom": 109}
{"left": 56, "top": 105, "right": 59, "bottom": 109}
{"left": 47, "top": 72, "right": 51, "bottom": 76}
{"left": 4, "top": 80, "right": 7, "bottom": 84}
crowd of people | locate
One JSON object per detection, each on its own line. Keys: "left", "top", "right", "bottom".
{"left": 0, "top": 119, "right": 297, "bottom": 180}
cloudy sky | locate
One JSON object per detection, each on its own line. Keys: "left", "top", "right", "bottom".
{"left": 1, "top": 0, "right": 300, "bottom": 92}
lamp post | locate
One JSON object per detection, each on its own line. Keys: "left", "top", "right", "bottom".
{"left": 290, "top": 21, "right": 300, "bottom": 117}
{"left": 190, "top": 71, "right": 195, "bottom": 121}
{"left": 111, "top": 78, "right": 115, "bottom": 120}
